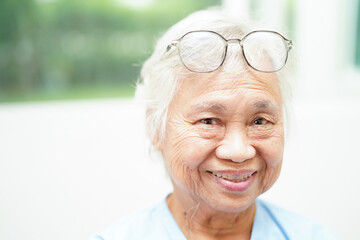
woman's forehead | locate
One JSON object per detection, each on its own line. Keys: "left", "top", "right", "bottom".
{"left": 174, "top": 71, "right": 282, "bottom": 106}
{"left": 185, "top": 99, "right": 281, "bottom": 117}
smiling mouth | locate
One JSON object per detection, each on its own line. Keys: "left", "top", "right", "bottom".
{"left": 208, "top": 171, "right": 256, "bottom": 183}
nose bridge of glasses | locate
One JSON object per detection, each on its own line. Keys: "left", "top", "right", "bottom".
{"left": 227, "top": 38, "right": 241, "bottom": 45}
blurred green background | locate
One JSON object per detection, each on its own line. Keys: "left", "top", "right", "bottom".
{"left": 0, "top": 0, "right": 219, "bottom": 102}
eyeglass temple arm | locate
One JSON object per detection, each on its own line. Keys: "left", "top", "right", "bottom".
{"left": 166, "top": 40, "right": 180, "bottom": 52}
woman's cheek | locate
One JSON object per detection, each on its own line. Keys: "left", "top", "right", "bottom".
{"left": 164, "top": 129, "right": 219, "bottom": 194}
{"left": 163, "top": 122, "right": 223, "bottom": 183}
{"left": 168, "top": 124, "right": 221, "bottom": 161}
{"left": 173, "top": 136, "right": 219, "bottom": 169}
{"left": 259, "top": 137, "right": 284, "bottom": 166}
{"left": 255, "top": 134, "right": 284, "bottom": 193}
{"left": 249, "top": 124, "right": 284, "bottom": 166}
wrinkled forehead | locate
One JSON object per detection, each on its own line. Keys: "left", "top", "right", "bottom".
{"left": 174, "top": 70, "right": 283, "bottom": 105}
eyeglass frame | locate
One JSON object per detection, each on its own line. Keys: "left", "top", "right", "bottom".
{"left": 165, "top": 30, "right": 293, "bottom": 73}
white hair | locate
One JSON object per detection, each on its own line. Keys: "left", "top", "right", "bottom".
{"left": 135, "top": 8, "right": 295, "bottom": 152}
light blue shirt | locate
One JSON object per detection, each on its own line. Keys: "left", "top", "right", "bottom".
{"left": 90, "top": 197, "right": 341, "bottom": 240}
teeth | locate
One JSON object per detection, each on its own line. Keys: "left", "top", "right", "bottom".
{"left": 211, "top": 172, "right": 254, "bottom": 182}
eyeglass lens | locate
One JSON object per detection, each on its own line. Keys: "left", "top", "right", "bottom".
{"left": 242, "top": 32, "right": 288, "bottom": 72}
{"left": 178, "top": 31, "right": 288, "bottom": 73}
{"left": 178, "top": 31, "right": 226, "bottom": 72}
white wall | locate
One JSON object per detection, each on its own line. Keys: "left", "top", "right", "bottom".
{"left": 0, "top": 100, "right": 170, "bottom": 240}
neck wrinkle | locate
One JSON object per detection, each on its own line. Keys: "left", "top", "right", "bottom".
{"left": 167, "top": 192, "right": 257, "bottom": 240}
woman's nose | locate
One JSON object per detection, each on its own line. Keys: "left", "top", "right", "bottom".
{"left": 215, "top": 129, "right": 256, "bottom": 162}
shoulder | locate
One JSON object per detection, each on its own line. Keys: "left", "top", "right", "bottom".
{"left": 89, "top": 198, "right": 185, "bottom": 240}
{"left": 255, "top": 199, "right": 342, "bottom": 240}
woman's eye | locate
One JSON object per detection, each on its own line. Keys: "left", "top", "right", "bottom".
{"left": 253, "top": 117, "right": 268, "bottom": 125}
{"left": 200, "top": 118, "right": 217, "bottom": 125}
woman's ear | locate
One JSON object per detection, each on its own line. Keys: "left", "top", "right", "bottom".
{"left": 152, "top": 133, "right": 163, "bottom": 151}
{"left": 146, "top": 108, "right": 163, "bottom": 151}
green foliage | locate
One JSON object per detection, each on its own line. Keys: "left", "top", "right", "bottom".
{"left": 0, "top": 0, "right": 220, "bottom": 102}
{"left": 356, "top": 0, "right": 360, "bottom": 67}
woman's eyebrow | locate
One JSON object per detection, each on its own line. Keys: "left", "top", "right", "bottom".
{"left": 252, "top": 100, "right": 280, "bottom": 111}
{"left": 188, "top": 100, "right": 279, "bottom": 114}
{"left": 190, "top": 103, "right": 227, "bottom": 113}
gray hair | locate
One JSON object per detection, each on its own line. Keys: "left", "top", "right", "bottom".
{"left": 136, "top": 8, "right": 295, "bottom": 150}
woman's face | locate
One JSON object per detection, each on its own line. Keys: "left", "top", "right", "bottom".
{"left": 159, "top": 71, "right": 284, "bottom": 213}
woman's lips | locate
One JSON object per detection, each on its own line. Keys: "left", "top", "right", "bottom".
{"left": 208, "top": 170, "right": 257, "bottom": 192}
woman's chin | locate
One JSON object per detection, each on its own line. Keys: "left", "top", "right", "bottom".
{"left": 200, "top": 192, "right": 256, "bottom": 214}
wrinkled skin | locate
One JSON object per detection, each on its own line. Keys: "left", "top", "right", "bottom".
{"left": 156, "top": 70, "right": 284, "bottom": 239}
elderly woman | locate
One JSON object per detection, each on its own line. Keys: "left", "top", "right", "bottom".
{"left": 91, "top": 9, "right": 340, "bottom": 240}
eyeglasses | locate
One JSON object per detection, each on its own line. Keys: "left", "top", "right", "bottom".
{"left": 165, "top": 30, "right": 292, "bottom": 73}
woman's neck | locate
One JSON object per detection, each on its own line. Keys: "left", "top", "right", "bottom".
{"left": 166, "top": 191, "right": 256, "bottom": 240}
